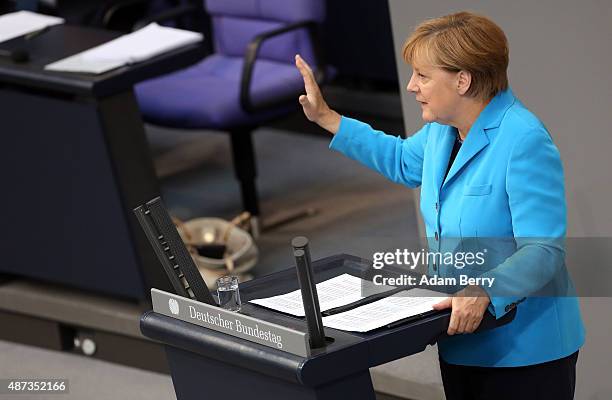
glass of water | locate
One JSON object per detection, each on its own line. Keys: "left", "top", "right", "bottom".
{"left": 216, "top": 275, "right": 241, "bottom": 312}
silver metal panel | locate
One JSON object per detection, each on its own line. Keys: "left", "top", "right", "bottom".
{"left": 151, "top": 289, "right": 310, "bottom": 357}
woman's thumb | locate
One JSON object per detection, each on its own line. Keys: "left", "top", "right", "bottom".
{"left": 432, "top": 297, "right": 452, "bottom": 310}
{"left": 299, "top": 95, "right": 308, "bottom": 105}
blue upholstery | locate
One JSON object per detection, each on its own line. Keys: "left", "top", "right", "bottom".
{"left": 135, "top": 0, "right": 324, "bottom": 128}
{"left": 206, "top": 0, "right": 325, "bottom": 22}
{"left": 210, "top": 16, "right": 316, "bottom": 63}
{"left": 136, "top": 54, "right": 300, "bottom": 128}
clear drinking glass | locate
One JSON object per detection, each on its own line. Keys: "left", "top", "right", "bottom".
{"left": 216, "top": 275, "right": 241, "bottom": 312}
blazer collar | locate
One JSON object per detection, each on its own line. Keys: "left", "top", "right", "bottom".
{"left": 439, "top": 88, "right": 516, "bottom": 190}
{"left": 478, "top": 87, "right": 516, "bottom": 130}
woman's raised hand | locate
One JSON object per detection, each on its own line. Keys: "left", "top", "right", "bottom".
{"left": 295, "top": 54, "right": 341, "bottom": 134}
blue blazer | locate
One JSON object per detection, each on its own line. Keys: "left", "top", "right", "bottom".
{"left": 330, "top": 88, "right": 585, "bottom": 367}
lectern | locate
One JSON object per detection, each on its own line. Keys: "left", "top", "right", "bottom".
{"left": 141, "top": 253, "right": 515, "bottom": 400}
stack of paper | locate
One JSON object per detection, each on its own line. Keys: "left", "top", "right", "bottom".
{"left": 322, "top": 289, "right": 447, "bottom": 332}
{"left": 250, "top": 274, "right": 448, "bottom": 333}
{"left": 249, "top": 274, "right": 391, "bottom": 317}
{"left": 0, "top": 11, "right": 64, "bottom": 44}
{"left": 45, "top": 23, "right": 203, "bottom": 74}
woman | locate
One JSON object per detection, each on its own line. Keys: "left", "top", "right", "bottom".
{"left": 295, "top": 11, "right": 584, "bottom": 400}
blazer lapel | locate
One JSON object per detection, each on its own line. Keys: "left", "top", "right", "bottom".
{"left": 442, "top": 127, "right": 489, "bottom": 189}
{"left": 437, "top": 88, "right": 516, "bottom": 191}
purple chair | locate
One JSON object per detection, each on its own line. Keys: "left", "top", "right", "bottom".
{"left": 135, "top": 0, "right": 327, "bottom": 233}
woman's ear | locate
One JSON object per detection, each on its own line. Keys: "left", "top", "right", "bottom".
{"left": 456, "top": 70, "right": 472, "bottom": 95}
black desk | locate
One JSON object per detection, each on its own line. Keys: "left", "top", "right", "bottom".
{"left": 141, "top": 254, "right": 515, "bottom": 400}
{"left": 0, "top": 24, "right": 205, "bottom": 300}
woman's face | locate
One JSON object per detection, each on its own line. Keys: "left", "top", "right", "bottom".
{"left": 406, "top": 61, "right": 462, "bottom": 125}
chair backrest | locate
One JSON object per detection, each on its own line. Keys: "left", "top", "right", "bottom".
{"left": 205, "top": 0, "right": 325, "bottom": 64}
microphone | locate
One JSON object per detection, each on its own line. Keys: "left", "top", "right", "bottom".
{"left": 0, "top": 48, "right": 30, "bottom": 63}
{"left": 292, "top": 236, "right": 327, "bottom": 349}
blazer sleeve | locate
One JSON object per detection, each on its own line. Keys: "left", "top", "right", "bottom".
{"left": 329, "top": 116, "right": 429, "bottom": 188}
{"left": 482, "top": 128, "right": 568, "bottom": 319}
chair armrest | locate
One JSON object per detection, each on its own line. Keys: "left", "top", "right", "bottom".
{"left": 101, "top": 0, "right": 152, "bottom": 28}
{"left": 240, "top": 20, "right": 326, "bottom": 114}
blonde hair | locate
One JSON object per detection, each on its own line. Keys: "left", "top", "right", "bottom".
{"left": 403, "top": 11, "right": 509, "bottom": 101}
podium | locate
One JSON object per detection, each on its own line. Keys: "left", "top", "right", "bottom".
{"left": 141, "top": 254, "right": 515, "bottom": 400}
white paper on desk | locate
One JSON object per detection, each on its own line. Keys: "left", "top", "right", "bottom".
{"left": 322, "top": 289, "right": 448, "bottom": 332}
{"left": 44, "top": 23, "right": 202, "bottom": 74}
{"left": 0, "top": 11, "right": 64, "bottom": 44}
{"left": 249, "top": 274, "right": 393, "bottom": 317}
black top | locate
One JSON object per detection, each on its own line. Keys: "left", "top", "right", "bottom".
{"left": 443, "top": 133, "right": 463, "bottom": 182}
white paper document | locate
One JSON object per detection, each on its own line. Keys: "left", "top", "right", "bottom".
{"left": 249, "top": 274, "right": 391, "bottom": 317}
{"left": 45, "top": 23, "right": 203, "bottom": 74}
{"left": 0, "top": 11, "right": 64, "bottom": 44}
{"left": 322, "top": 289, "right": 447, "bottom": 332}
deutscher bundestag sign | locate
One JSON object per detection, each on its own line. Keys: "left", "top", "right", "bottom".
{"left": 151, "top": 289, "right": 310, "bottom": 357}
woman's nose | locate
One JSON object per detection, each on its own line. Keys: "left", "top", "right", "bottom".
{"left": 406, "top": 75, "right": 418, "bottom": 93}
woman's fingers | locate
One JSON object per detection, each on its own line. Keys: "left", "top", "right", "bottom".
{"left": 468, "top": 317, "right": 482, "bottom": 333}
{"left": 294, "top": 54, "right": 339, "bottom": 132}
{"left": 295, "top": 54, "right": 314, "bottom": 77}
{"left": 447, "top": 311, "right": 459, "bottom": 335}
{"left": 295, "top": 54, "right": 320, "bottom": 97}
{"left": 457, "top": 314, "right": 470, "bottom": 334}
{"left": 445, "top": 292, "right": 488, "bottom": 334}
{"left": 295, "top": 54, "right": 325, "bottom": 122}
